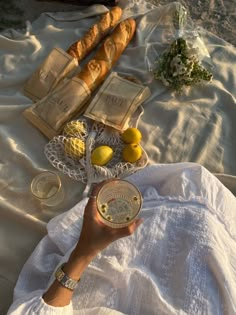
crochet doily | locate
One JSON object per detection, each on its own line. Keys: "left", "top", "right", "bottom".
{"left": 44, "top": 107, "right": 148, "bottom": 195}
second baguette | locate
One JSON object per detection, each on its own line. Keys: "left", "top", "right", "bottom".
{"left": 77, "top": 18, "right": 136, "bottom": 92}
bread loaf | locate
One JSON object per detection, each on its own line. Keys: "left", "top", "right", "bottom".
{"left": 77, "top": 18, "right": 136, "bottom": 92}
{"left": 67, "top": 6, "right": 122, "bottom": 61}
{"left": 22, "top": 18, "right": 136, "bottom": 139}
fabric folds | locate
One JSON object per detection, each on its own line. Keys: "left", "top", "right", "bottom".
{"left": 7, "top": 163, "right": 236, "bottom": 315}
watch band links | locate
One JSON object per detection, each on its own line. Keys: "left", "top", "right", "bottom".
{"left": 55, "top": 263, "right": 79, "bottom": 291}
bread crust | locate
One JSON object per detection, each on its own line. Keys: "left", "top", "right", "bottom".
{"left": 77, "top": 18, "right": 136, "bottom": 91}
{"left": 67, "top": 7, "right": 122, "bottom": 61}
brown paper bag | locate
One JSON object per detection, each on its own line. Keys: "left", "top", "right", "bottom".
{"left": 24, "top": 77, "right": 91, "bottom": 139}
{"left": 84, "top": 72, "right": 151, "bottom": 131}
{"left": 24, "top": 47, "right": 78, "bottom": 102}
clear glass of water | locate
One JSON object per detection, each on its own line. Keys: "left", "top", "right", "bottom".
{"left": 31, "top": 171, "right": 64, "bottom": 206}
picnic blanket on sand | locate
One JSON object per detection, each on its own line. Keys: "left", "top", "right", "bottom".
{"left": 0, "top": 0, "right": 236, "bottom": 313}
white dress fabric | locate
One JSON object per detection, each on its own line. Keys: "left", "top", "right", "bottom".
{"left": 7, "top": 163, "right": 236, "bottom": 315}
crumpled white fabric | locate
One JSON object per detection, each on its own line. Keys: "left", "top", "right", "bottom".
{"left": 7, "top": 163, "right": 236, "bottom": 315}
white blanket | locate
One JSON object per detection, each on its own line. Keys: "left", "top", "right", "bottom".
{"left": 1, "top": 0, "right": 236, "bottom": 313}
{"left": 7, "top": 163, "right": 236, "bottom": 314}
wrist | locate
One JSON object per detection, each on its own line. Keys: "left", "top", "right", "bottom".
{"left": 63, "top": 247, "right": 96, "bottom": 280}
{"left": 74, "top": 240, "right": 100, "bottom": 259}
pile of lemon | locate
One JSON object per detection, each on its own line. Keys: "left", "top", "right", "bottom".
{"left": 63, "top": 121, "right": 143, "bottom": 166}
{"left": 90, "top": 127, "right": 143, "bottom": 166}
{"left": 121, "top": 128, "right": 143, "bottom": 163}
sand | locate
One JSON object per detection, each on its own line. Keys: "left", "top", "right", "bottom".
{"left": 0, "top": 0, "right": 235, "bottom": 46}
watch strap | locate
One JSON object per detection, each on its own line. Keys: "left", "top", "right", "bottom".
{"left": 55, "top": 263, "right": 79, "bottom": 291}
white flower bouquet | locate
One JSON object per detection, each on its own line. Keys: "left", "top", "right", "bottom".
{"left": 154, "top": 37, "right": 213, "bottom": 92}
{"left": 144, "top": 2, "right": 213, "bottom": 92}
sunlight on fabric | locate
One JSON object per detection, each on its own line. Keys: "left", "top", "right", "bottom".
{"left": 1, "top": 198, "right": 47, "bottom": 229}
{"left": 8, "top": 137, "right": 18, "bottom": 151}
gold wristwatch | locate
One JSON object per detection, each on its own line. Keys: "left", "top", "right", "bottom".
{"left": 55, "top": 263, "right": 79, "bottom": 291}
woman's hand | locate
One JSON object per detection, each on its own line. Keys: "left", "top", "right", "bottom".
{"left": 74, "top": 180, "right": 143, "bottom": 259}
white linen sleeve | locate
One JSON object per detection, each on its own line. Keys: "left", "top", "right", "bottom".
{"left": 7, "top": 291, "right": 73, "bottom": 315}
{"left": 7, "top": 198, "right": 87, "bottom": 315}
{"left": 7, "top": 234, "right": 75, "bottom": 315}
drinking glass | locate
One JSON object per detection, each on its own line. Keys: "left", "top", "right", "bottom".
{"left": 96, "top": 179, "right": 142, "bottom": 228}
{"left": 31, "top": 171, "right": 64, "bottom": 206}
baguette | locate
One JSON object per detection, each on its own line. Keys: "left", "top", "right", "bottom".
{"left": 23, "top": 19, "right": 135, "bottom": 139}
{"left": 67, "top": 6, "right": 122, "bottom": 61}
{"left": 77, "top": 18, "right": 136, "bottom": 92}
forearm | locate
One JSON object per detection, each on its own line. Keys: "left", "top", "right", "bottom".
{"left": 43, "top": 245, "right": 96, "bottom": 307}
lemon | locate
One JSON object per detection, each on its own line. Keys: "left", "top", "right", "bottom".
{"left": 64, "top": 138, "right": 85, "bottom": 160}
{"left": 63, "top": 121, "right": 87, "bottom": 137}
{"left": 122, "top": 143, "right": 142, "bottom": 163}
{"left": 121, "top": 128, "right": 142, "bottom": 144}
{"left": 91, "top": 146, "right": 113, "bottom": 166}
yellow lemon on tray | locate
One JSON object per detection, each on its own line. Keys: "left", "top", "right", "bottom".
{"left": 91, "top": 146, "right": 113, "bottom": 166}
{"left": 122, "top": 143, "right": 142, "bottom": 163}
{"left": 121, "top": 128, "right": 142, "bottom": 144}
{"left": 63, "top": 121, "right": 87, "bottom": 137}
{"left": 64, "top": 138, "right": 85, "bottom": 160}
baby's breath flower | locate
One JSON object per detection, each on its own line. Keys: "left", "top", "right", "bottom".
{"left": 154, "top": 37, "right": 213, "bottom": 92}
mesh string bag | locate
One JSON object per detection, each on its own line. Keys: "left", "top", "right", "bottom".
{"left": 44, "top": 107, "right": 148, "bottom": 196}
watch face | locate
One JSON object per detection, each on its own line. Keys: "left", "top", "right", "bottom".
{"left": 96, "top": 179, "right": 142, "bottom": 228}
